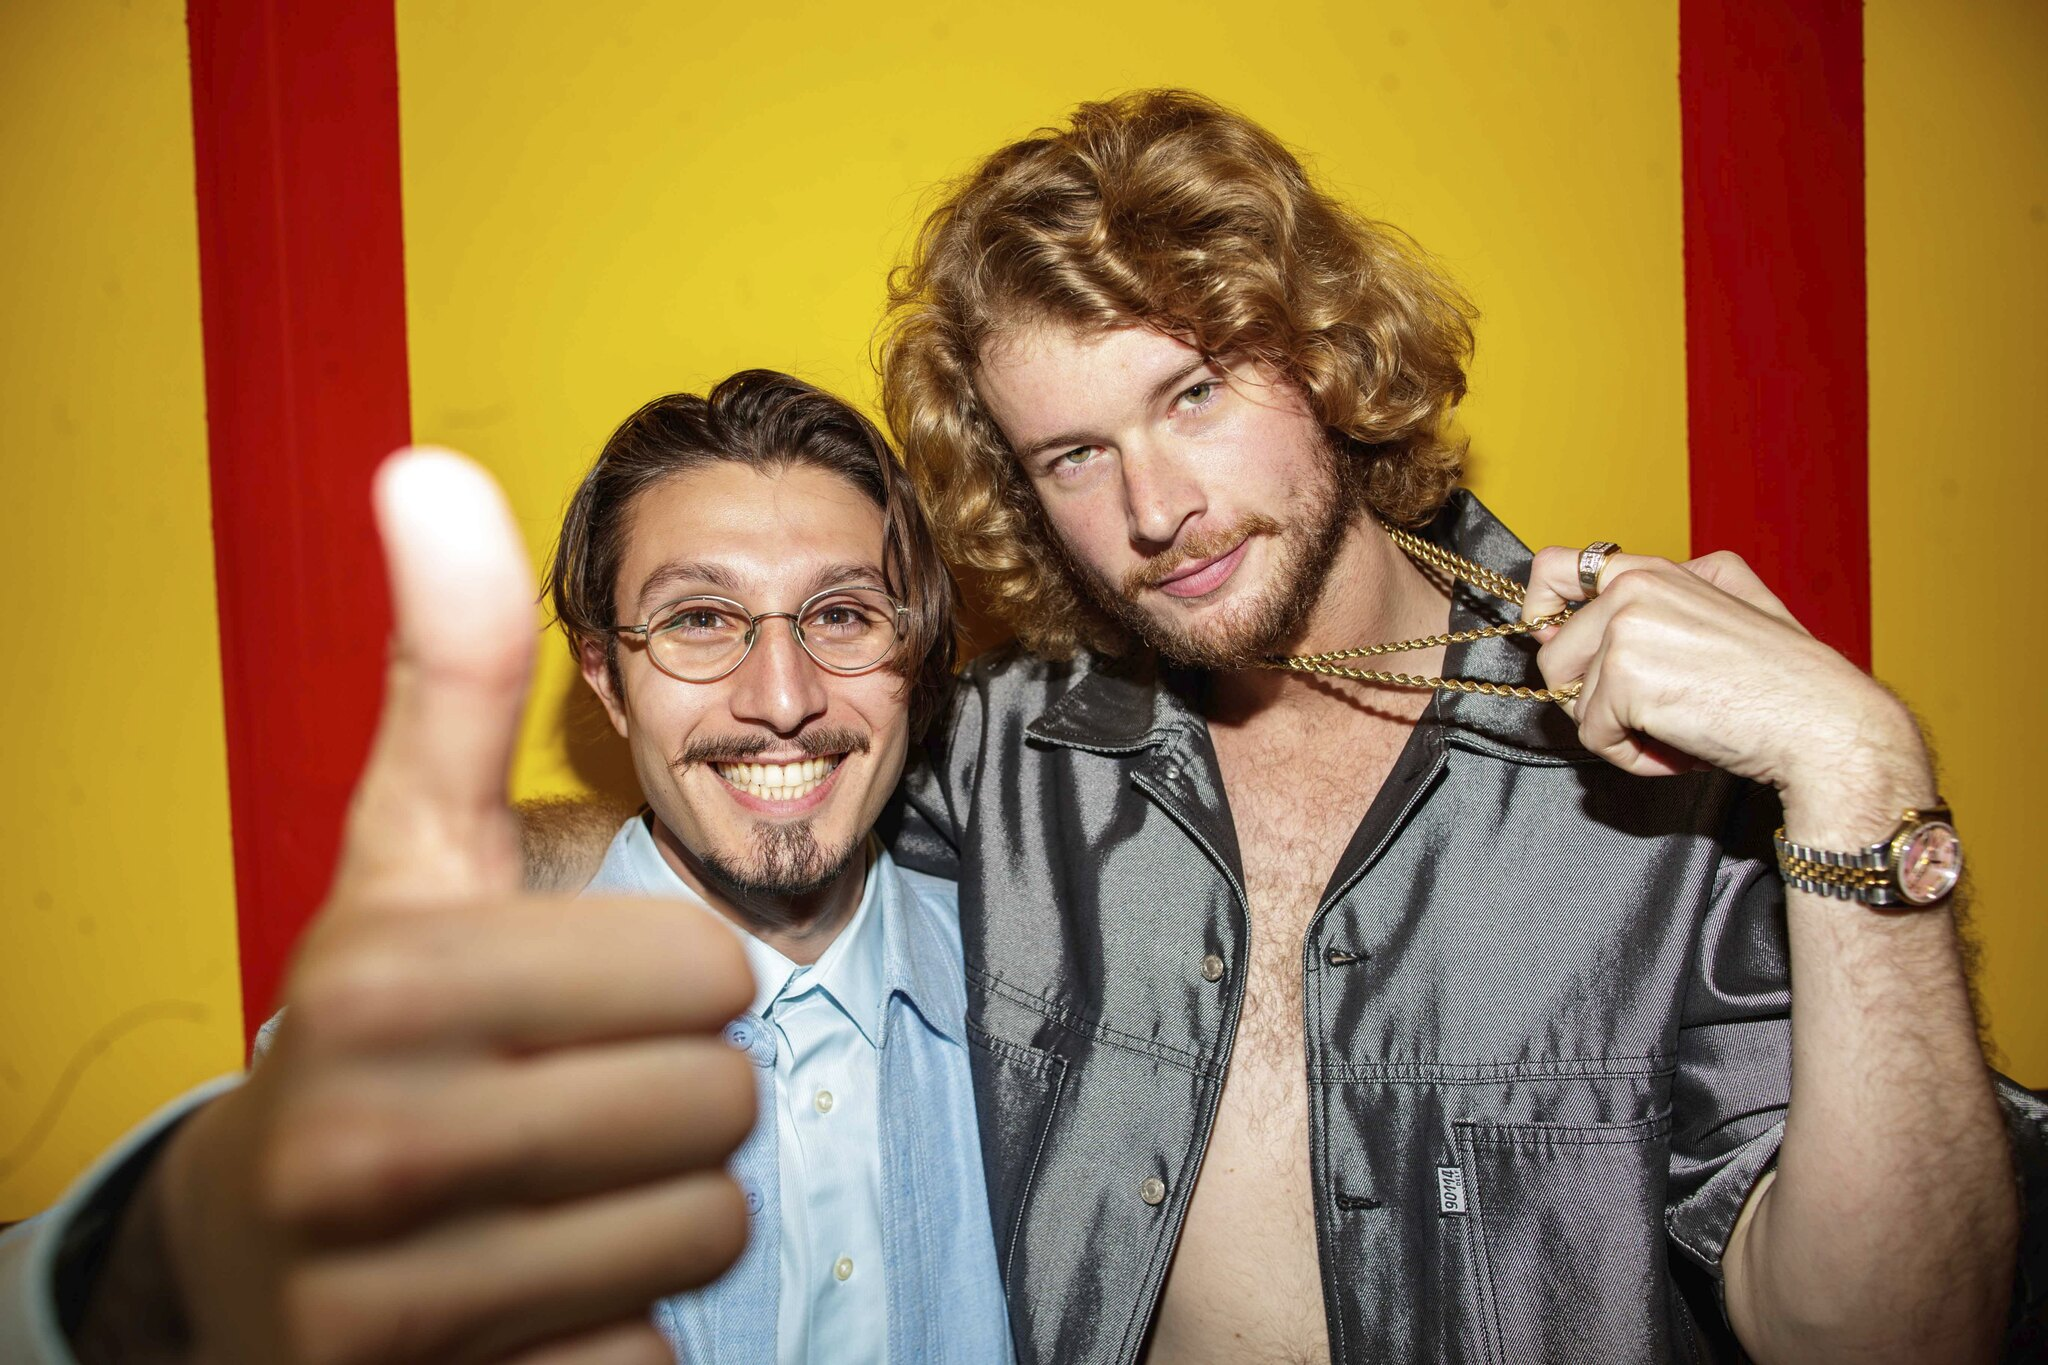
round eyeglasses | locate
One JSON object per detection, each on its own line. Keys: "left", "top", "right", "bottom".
{"left": 612, "top": 585, "right": 909, "bottom": 684}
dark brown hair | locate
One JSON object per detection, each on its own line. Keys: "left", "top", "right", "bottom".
{"left": 879, "top": 88, "right": 1477, "bottom": 657}
{"left": 545, "top": 369, "right": 957, "bottom": 735}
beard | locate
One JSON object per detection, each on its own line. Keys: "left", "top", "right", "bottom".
{"left": 697, "top": 820, "right": 862, "bottom": 901}
{"left": 670, "top": 725, "right": 871, "bottom": 909}
{"left": 1056, "top": 449, "right": 1354, "bottom": 670}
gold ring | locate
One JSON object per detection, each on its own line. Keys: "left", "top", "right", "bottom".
{"left": 1577, "top": 542, "right": 1622, "bottom": 598}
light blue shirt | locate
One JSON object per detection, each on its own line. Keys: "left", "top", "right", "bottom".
{"left": 586, "top": 816, "right": 1011, "bottom": 1365}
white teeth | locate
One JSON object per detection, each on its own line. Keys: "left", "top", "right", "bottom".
{"left": 713, "top": 755, "right": 843, "bottom": 801}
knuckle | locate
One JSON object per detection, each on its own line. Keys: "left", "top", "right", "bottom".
{"left": 279, "top": 1266, "right": 376, "bottom": 1365}
{"left": 264, "top": 1091, "right": 430, "bottom": 1231}
{"left": 695, "top": 930, "right": 756, "bottom": 1024}
{"left": 1599, "top": 635, "right": 1640, "bottom": 679}
{"left": 291, "top": 937, "right": 434, "bottom": 1054}
{"left": 284, "top": 1260, "right": 459, "bottom": 1365}
{"left": 258, "top": 1103, "right": 354, "bottom": 1228}
{"left": 620, "top": 1329, "right": 679, "bottom": 1365}
{"left": 686, "top": 1172, "right": 752, "bottom": 1278}
{"left": 1603, "top": 570, "right": 1651, "bottom": 604}
{"left": 700, "top": 1047, "right": 759, "bottom": 1150}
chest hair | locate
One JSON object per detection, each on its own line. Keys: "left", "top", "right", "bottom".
{"left": 1208, "top": 698, "right": 1419, "bottom": 1140}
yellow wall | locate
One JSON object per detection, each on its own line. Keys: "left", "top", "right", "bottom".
{"left": 1867, "top": 0, "right": 2047, "bottom": 1082}
{"left": 2, "top": 0, "right": 2033, "bottom": 1219}
{"left": 0, "top": 1, "right": 243, "bottom": 1218}
{"left": 393, "top": 0, "right": 1690, "bottom": 802}
{"left": 401, "top": 0, "right": 2041, "bottom": 1082}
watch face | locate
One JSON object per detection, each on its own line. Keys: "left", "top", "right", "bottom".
{"left": 1895, "top": 822, "right": 1963, "bottom": 905}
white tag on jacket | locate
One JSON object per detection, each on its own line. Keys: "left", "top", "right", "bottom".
{"left": 1436, "top": 1165, "right": 1468, "bottom": 1215}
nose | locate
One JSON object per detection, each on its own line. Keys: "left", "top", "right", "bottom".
{"left": 1120, "top": 437, "right": 1206, "bottom": 551}
{"left": 726, "top": 615, "right": 830, "bottom": 735}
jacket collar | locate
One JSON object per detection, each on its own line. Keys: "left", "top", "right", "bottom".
{"left": 1023, "top": 489, "right": 1590, "bottom": 763}
{"left": 874, "top": 844, "right": 969, "bottom": 1047}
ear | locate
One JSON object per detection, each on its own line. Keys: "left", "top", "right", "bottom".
{"left": 577, "top": 636, "right": 631, "bottom": 738}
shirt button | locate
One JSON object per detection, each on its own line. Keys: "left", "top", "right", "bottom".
{"left": 814, "top": 1089, "right": 835, "bottom": 1114}
{"left": 834, "top": 1256, "right": 855, "bottom": 1281}
{"left": 744, "top": 1189, "right": 764, "bottom": 1214}
{"left": 1200, "top": 954, "right": 1225, "bottom": 983}
{"left": 1140, "top": 1177, "right": 1167, "bottom": 1206}
{"left": 723, "top": 1023, "right": 751, "bottom": 1049}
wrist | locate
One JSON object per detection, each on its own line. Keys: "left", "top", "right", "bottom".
{"left": 1776, "top": 702, "right": 1934, "bottom": 849}
{"left": 69, "top": 1148, "right": 194, "bottom": 1364}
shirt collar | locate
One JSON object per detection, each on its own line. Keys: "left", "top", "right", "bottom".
{"left": 746, "top": 838, "right": 888, "bottom": 1048}
{"left": 615, "top": 819, "right": 957, "bottom": 1049}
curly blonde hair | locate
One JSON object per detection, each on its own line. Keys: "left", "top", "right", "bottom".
{"left": 880, "top": 89, "right": 1477, "bottom": 658}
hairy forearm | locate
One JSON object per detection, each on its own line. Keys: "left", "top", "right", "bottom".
{"left": 1728, "top": 720, "right": 2017, "bottom": 1362}
{"left": 516, "top": 794, "right": 638, "bottom": 892}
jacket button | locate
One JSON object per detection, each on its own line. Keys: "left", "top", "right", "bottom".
{"left": 1200, "top": 954, "right": 1225, "bottom": 983}
{"left": 1140, "top": 1177, "right": 1167, "bottom": 1205}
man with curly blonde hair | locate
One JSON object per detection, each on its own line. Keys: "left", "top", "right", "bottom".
{"left": 870, "top": 90, "right": 2035, "bottom": 1365}
{"left": 508, "top": 90, "right": 2039, "bottom": 1364}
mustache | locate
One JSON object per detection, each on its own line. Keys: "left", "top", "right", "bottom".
{"left": 1122, "top": 514, "right": 1283, "bottom": 596}
{"left": 672, "top": 726, "right": 872, "bottom": 769}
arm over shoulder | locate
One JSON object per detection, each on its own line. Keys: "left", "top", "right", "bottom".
{"left": 0, "top": 1076, "right": 239, "bottom": 1365}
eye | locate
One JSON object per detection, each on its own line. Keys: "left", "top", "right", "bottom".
{"left": 653, "top": 602, "right": 740, "bottom": 637}
{"left": 803, "top": 592, "right": 891, "bottom": 635}
{"left": 1047, "top": 445, "right": 1104, "bottom": 478}
{"left": 1175, "top": 379, "right": 1220, "bottom": 411}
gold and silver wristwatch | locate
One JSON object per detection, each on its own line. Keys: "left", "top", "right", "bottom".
{"left": 1773, "top": 804, "right": 1963, "bottom": 908}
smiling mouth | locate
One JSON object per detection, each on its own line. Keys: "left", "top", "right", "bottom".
{"left": 1154, "top": 538, "right": 1251, "bottom": 599}
{"left": 712, "top": 755, "right": 843, "bottom": 802}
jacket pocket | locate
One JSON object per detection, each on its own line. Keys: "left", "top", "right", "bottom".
{"left": 1452, "top": 1113, "right": 1675, "bottom": 1365}
{"left": 964, "top": 1018, "right": 1069, "bottom": 1290}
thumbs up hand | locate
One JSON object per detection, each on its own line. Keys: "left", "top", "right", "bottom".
{"left": 113, "top": 451, "right": 756, "bottom": 1365}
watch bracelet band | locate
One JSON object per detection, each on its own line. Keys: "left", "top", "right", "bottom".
{"left": 1772, "top": 834, "right": 1908, "bottom": 906}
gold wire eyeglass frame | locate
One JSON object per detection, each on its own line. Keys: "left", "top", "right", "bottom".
{"left": 611, "top": 586, "right": 910, "bottom": 684}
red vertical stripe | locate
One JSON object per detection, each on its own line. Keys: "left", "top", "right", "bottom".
{"left": 1680, "top": 0, "right": 1869, "bottom": 666}
{"left": 187, "top": 0, "right": 411, "bottom": 1044}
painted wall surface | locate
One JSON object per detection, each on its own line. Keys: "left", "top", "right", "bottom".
{"left": 0, "top": 0, "right": 243, "bottom": 1218}
{"left": 2, "top": 0, "right": 2040, "bottom": 1221}
{"left": 1867, "top": 0, "right": 2047, "bottom": 1082}
{"left": 391, "top": 0, "right": 1692, "bottom": 812}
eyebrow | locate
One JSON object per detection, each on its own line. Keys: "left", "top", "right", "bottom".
{"left": 632, "top": 559, "right": 889, "bottom": 616}
{"left": 1016, "top": 356, "right": 1216, "bottom": 460}
{"left": 634, "top": 559, "right": 742, "bottom": 613}
{"left": 802, "top": 562, "right": 891, "bottom": 595}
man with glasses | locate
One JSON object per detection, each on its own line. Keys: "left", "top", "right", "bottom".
{"left": 543, "top": 370, "right": 1008, "bottom": 1364}
{"left": 0, "top": 370, "right": 1010, "bottom": 1365}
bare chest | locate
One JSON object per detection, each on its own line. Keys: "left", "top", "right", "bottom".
{"left": 1147, "top": 709, "right": 1416, "bottom": 1365}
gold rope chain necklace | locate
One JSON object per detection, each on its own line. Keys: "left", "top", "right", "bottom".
{"left": 1259, "top": 523, "right": 1582, "bottom": 703}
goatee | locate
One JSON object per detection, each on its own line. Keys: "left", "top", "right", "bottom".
{"left": 698, "top": 821, "right": 862, "bottom": 903}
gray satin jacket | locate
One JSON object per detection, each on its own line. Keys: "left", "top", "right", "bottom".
{"left": 889, "top": 490, "right": 2048, "bottom": 1364}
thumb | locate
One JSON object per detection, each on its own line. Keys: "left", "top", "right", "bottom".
{"left": 334, "top": 448, "right": 536, "bottom": 903}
